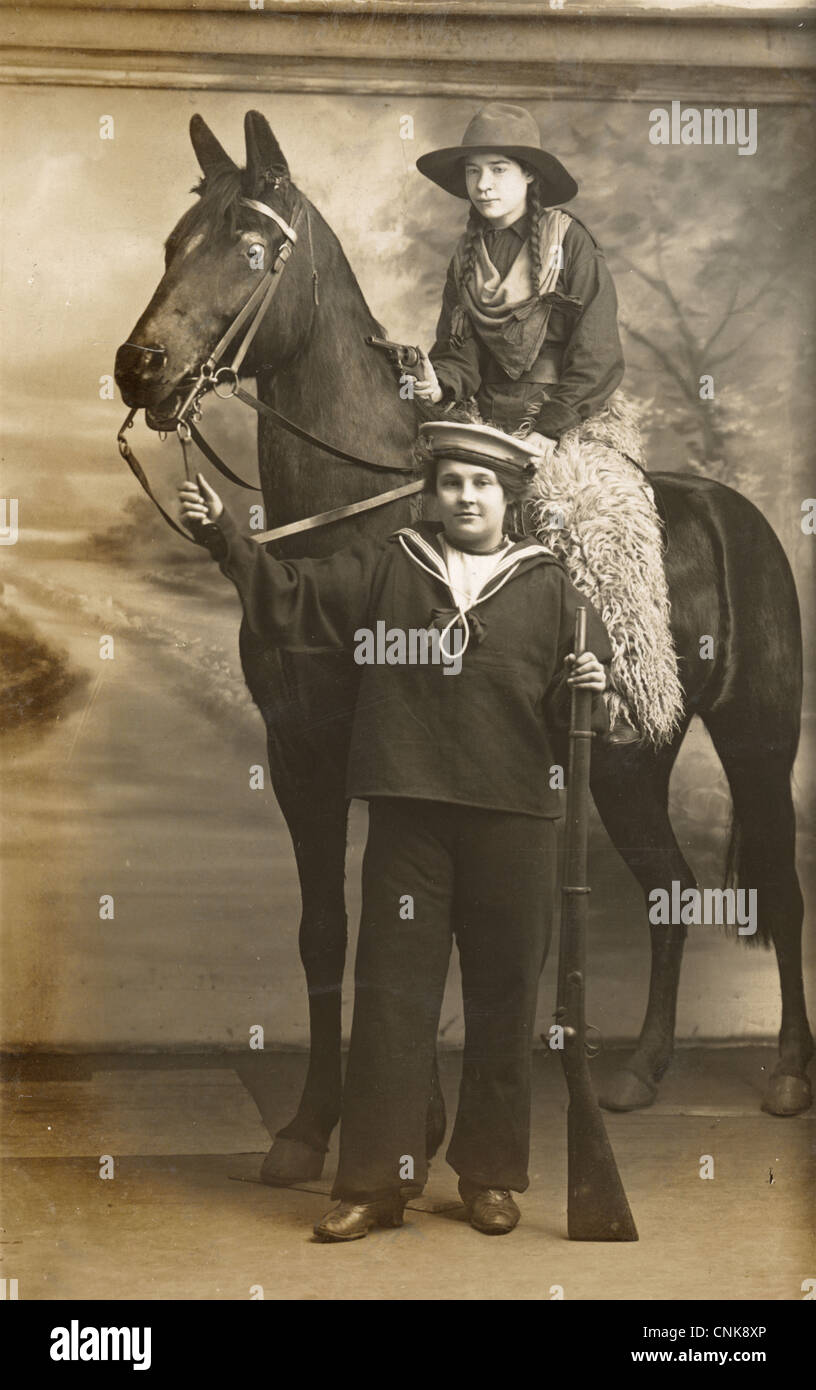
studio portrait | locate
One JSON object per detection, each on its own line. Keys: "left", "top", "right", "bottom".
{"left": 1, "top": 0, "right": 814, "bottom": 1324}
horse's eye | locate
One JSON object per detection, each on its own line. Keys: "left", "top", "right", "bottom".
{"left": 247, "top": 242, "right": 266, "bottom": 269}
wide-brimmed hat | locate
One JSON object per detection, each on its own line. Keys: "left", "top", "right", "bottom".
{"left": 416, "top": 103, "right": 577, "bottom": 204}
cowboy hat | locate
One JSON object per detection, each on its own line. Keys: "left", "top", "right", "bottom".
{"left": 416, "top": 103, "right": 577, "bottom": 204}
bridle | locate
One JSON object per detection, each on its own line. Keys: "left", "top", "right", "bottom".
{"left": 117, "top": 193, "right": 423, "bottom": 547}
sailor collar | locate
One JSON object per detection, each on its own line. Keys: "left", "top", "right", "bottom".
{"left": 388, "top": 520, "right": 559, "bottom": 615}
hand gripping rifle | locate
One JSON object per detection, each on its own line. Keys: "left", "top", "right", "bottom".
{"left": 555, "top": 607, "right": 638, "bottom": 1241}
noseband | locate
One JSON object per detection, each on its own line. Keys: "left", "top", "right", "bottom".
{"left": 117, "top": 194, "right": 423, "bottom": 547}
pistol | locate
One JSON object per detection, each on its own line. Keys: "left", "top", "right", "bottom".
{"left": 365, "top": 335, "right": 426, "bottom": 379}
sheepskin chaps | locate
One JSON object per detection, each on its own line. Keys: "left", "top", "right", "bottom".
{"left": 524, "top": 392, "right": 684, "bottom": 746}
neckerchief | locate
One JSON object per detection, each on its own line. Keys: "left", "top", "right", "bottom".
{"left": 451, "top": 208, "right": 581, "bottom": 380}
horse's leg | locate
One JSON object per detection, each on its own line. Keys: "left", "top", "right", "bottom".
{"left": 703, "top": 711, "right": 813, "bottom": 1115}
{"left": 241, "top": 633, "right": 447, "bottom": 1181}
{"left": 260, "top": 764, "right": 350, "bottom": 1184}
{"left": 263, "top": 770, "right": 448, "bottom": 1177}
{"left": 590, "top": 729, "right": 695, "bottom": 1111}
{"left": 238, "top": 632, "right": 350, "bottom": 1184}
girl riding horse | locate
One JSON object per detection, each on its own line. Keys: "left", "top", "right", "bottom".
{"left": 410, "top": 102, "right": 684, "bottom": 747}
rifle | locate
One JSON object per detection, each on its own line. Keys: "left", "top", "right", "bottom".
{"left": 365, "top": 335, "right": 427, "bottom": 379}
{"left": 555, "top": 606, "right": 638, "bottom": 1241}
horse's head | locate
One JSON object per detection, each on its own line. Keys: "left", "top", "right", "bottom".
{"left": 115, "top": 111, "right": 313, "bottom": 427}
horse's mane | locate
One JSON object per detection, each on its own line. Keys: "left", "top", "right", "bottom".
{"left": 164, "top": 167, "right": 291, "bottom": 255}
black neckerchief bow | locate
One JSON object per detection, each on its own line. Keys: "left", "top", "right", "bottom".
{"left": 429, "top": 607, "right": 488, "bottom": 646}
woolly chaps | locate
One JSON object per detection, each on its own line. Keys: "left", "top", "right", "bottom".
{"left": 524, "top": 393, "right": 684, "bottom": 746}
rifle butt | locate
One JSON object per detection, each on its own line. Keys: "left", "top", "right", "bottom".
{"left": 567, "top": 1092, "right": 638, "bottom": 1241}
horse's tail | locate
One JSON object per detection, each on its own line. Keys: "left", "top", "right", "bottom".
{"left": 720, "top": 811, "right": 770, "bottom": 943}
{"left": 723, "top": 812, "right": 742, "bottom": 900}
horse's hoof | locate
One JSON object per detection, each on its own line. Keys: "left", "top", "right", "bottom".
{"left": 260, "top": 1137, "right": 325, "bottom": 1186}
{"left": 761, "top": 1073, "right": 812, "bottom": 1117}
{"left": 598, "top": 1068, "right": 658, "bottom": 1112}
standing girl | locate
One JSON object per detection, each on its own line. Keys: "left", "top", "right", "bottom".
{"left": 179, "top": 420, "right": 611, "bottom": 1240}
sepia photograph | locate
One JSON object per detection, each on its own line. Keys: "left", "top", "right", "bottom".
{"left": 1, "top": 0, "right": 814, "bottom": 1339}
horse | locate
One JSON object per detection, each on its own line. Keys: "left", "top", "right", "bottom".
{"left": 114, "top": 110, "right": 812, "bottom": 1185}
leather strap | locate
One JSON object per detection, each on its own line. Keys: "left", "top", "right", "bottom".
{"left": 204, "top": 202, "right": 304, "bottom": 372}
{"left": 251, "top": 479, "right": 424, "bottom": 544}
{"left": 117, "top": 412, "right": 198, "bottom": 545}
{"left": 118, "top": 191, "right": 420, "bottom": 547}
{"left": 240, "top": 197, "right": 299, "bottom": 244}
{"left": 118, "top": 411, "right": 422, "bottom": 548}
{"left": 206, "top": 266, "right": 276, "bottom": 371}
{"left": 518, "top": 346, "right": 564, "bottom": 386}
{"left": 233, "top": 385, "right": 418, "bottom": 474}
{"left": 230, "top": 264, "right": 290, "bottom": 375}
{"left": 188, "top": 421, "right": 262, "bottom": 491}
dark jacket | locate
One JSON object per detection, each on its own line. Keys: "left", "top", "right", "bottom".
{"left": 209, "top": 510, "right": 612, "bottom": 818}
{"left": 430, "top": 214, "right": 625, "bottom": 439}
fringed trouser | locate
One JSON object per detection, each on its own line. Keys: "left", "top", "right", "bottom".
{"left": 526, "top": 395, "right": 685, "bottom": 746}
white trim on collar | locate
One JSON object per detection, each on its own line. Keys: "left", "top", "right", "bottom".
{"left": 394, "top": 527, "right": 556, "bottom": 663}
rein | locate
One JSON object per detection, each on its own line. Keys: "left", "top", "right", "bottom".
{"left": 117, "top": 194, "right": 422, "bottom": 547}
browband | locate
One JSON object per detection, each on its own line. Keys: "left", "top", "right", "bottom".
{"left": 240, "top": 197, "right": 299, "bottom": 243}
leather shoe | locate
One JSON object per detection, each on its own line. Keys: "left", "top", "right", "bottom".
{"left": 605, "top": 716, "right": 642, "bottom": 747}
{"left": 313, "top": 1195, "right": 406, "bottom": 1243}
{"left": 458, "top": 1177, "right": 520, "bottom": 1235}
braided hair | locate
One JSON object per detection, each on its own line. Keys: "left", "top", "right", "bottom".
{"left": 458, "top": 205, "right": 483, "bottom": 303}
{"left": 455, "top": 166, "right": 548, "bottom": 328}
{"left": 525, "top": 171, "right": 547, "bottom": 294}
{"left": 449, "top": 205, "right": 482, "bottom": 347}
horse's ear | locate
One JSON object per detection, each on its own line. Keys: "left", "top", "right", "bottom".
{"left": 244, "top": 110, "right": 290, "bottom": 196}
{"left": 190, "top": 115, "right": 237, "bottom": 178}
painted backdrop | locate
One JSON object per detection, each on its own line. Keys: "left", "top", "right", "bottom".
{"left": 1, "top": 88, "right": 814, "bottom": 1047}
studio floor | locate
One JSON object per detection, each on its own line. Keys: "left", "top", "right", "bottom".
{"left": 2, "top": 1046, "right": 813, "bottom": 1302}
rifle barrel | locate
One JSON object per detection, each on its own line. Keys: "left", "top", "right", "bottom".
{"left": 557, "top": 606, "right": 638, "bottom": 1242}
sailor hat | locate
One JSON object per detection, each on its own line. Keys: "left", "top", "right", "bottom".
{"left": 419, "top": 421, "right": 543, "bottom": 474}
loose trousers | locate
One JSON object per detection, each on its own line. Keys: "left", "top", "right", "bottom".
{"left": 332, "top": 798, "right": 557, "bottom": 1201}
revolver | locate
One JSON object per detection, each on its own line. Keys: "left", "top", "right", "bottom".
{"left": 365, "top": 335, "right": 428, "bottom": 381}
